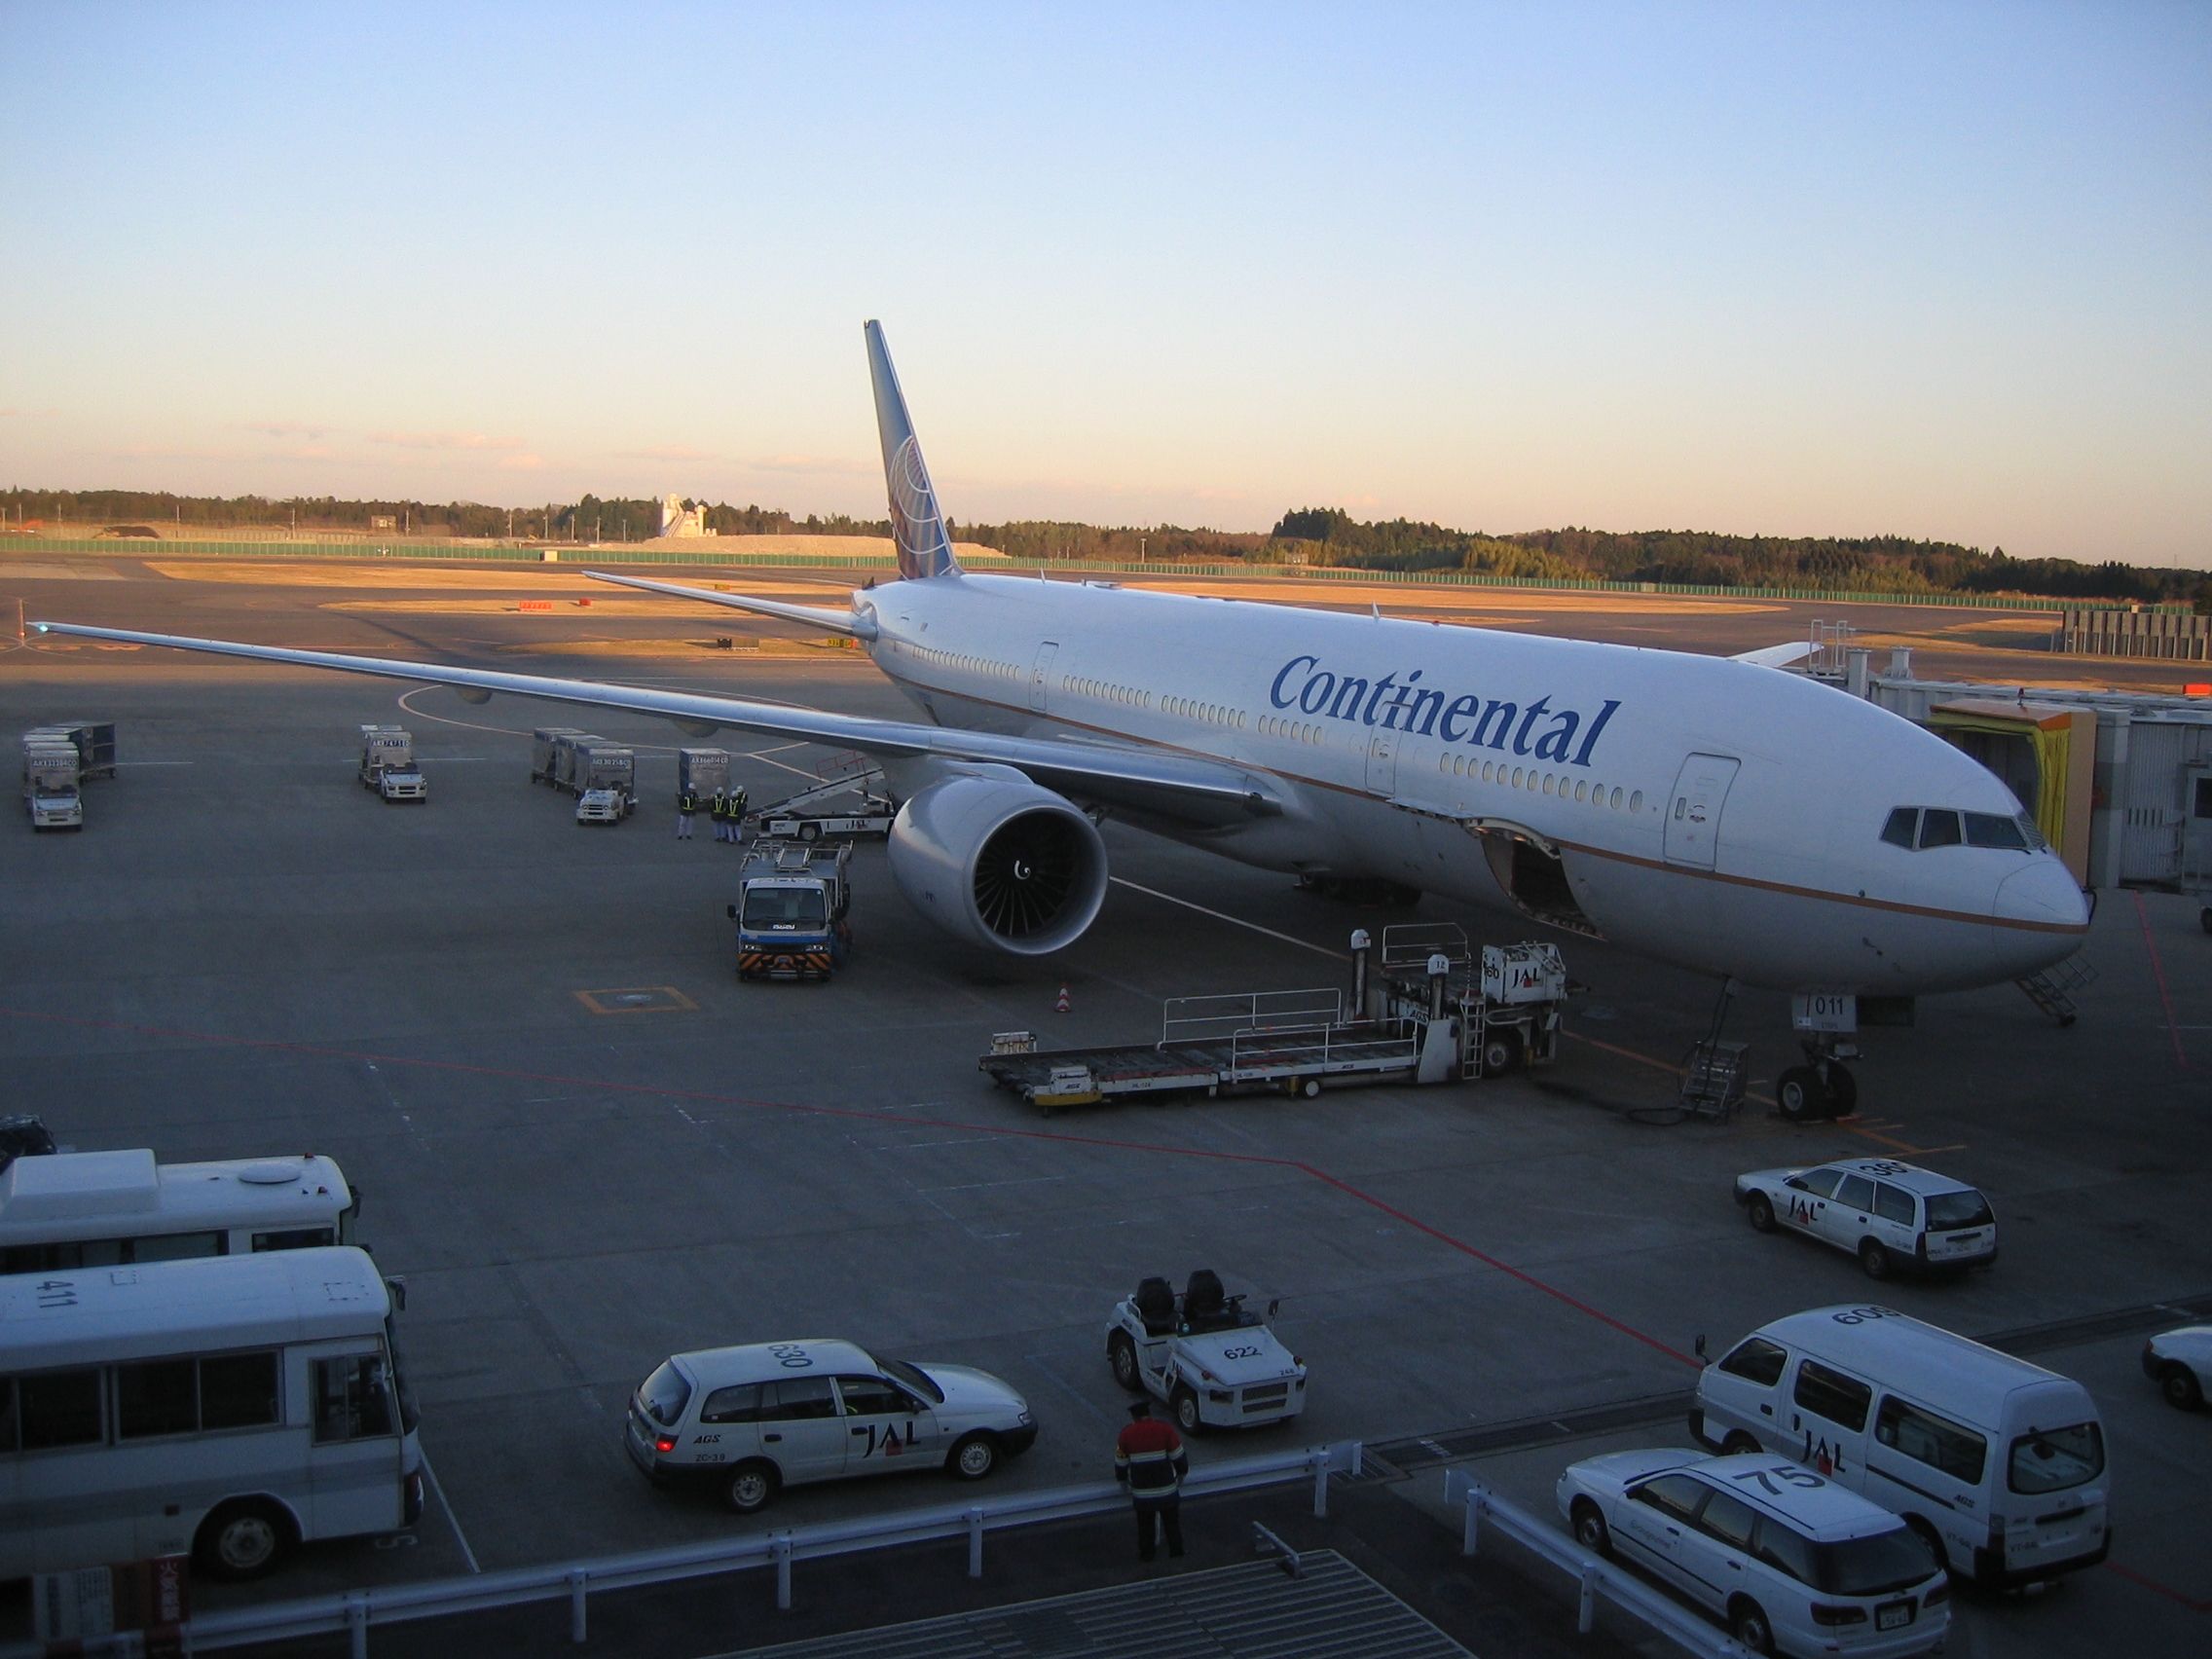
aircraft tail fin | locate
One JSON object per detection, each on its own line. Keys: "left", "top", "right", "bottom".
{"left": 866, "top": 320, "right": 961, "bottom": 580}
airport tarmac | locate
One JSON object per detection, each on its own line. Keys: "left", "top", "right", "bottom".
{"left": 0, "top": 557, "right": 2205, "bottom": 1657}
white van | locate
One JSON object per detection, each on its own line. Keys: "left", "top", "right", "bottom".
{"left": 1691, "top": 1306, "right": 2109, "bottom": 1587}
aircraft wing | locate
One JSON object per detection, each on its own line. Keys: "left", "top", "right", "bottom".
{"left": 585, "top": 571, "right": 878, "bottom": 640}
{"left": 1730, "top": 640, "right": 1819, "bottom": 670}
{"left": 33, "top": 622, "right": 1280, "bottom": 826}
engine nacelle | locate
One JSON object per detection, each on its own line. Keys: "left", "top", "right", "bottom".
{"left": 887, "top": 774, "right": 1109, "bottom": 955}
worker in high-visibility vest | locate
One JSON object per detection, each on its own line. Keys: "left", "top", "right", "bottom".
{"left": 677, "top": 786, "right": 698, "bottom": 839}
{"left": 708, "top": 789, "right": 728, "bottom": 842}
{"left": 1114, "top": 1399, "right": 1188, "bottom": 1562}
{"left": 725, "top": 785, "right": 749, "bottom": 841}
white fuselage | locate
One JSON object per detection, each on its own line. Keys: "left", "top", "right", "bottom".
{"left": 852, "top": 573, "right": 2086, "bottom": 994}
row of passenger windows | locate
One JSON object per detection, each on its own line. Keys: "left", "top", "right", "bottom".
{"left": 1065, "top": 676, "right": 1148, "bottom": 708}
{"left": 1880, "top": 807, "right": 2043, "bottom": 852}
{"left": 1438, "top": 749, "right": 1643, "bottom": 813}
{"left": 1163, "top": 696, "right": 1243, "bottom": 729}
{"left": 1715, "top": 1338, "right": 2102, "bottom": 1493}
{"left": 913, "top": 645, "right": 1017, "bottom": 682}
{"left": 0, "top": 1349, "right": 397, "bottom": 1454}
{"left": 1257, "top": 715, "right": 1322, "bottom": 746}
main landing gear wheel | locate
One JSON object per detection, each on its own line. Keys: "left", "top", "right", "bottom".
{"left": 1776, "top": 1067, "right": 1826, "bottom": 1123}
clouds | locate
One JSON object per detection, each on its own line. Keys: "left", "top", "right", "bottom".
{"left": 367, "top": 429, "right": 531, "bottom": 453}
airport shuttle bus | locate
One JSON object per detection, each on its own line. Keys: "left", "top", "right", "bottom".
{"left": 0, "top": 1150, "right": 358, "bottom": 1276}
{"left": 0, "top": 1246, "right": 422, "bottom": 1581}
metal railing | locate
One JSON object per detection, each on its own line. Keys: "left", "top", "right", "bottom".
{"left": 10, "top": 1442, "right": 1363, "bottom": 1659}
{"left": 1226, "top": 1021, "right": 1419, "bottom": 1082}
{"left": 1443, "top": 1469, "right": 1751, "bottom": 1658}
{"left": 1160, "top": 987, "right": 1343, "bottom": 1046}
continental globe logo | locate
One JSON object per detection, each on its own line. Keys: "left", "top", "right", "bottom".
{"left": 889, "top": 434, "right": 951, "bottom": 580}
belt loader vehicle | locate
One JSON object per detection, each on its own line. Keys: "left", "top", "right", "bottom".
{"left": 357, "top": 725, "right": 427, "bottom": 801}
{"left": 1105, "top": 1268, "right": 1307, "bottom": 1433}
{"left": 727, "top": 840, "right": 853, "bottom": 978}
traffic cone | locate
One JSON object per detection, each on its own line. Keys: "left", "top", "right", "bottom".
{"left": 1054, "top": 984, "right": 1071, "bottom": 1014}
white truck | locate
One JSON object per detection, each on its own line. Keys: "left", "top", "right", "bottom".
{"left": 22, "top": 741, "right": 83, "bottom": 830}
{"left": 1104, "top": 1269, "right": 1308, "bottom": 1433}
{"left": 727, "top": 840, "right": 853, "bottom": 978}
{"left": 357, "top": 725, "right": 427, "bottom": 801}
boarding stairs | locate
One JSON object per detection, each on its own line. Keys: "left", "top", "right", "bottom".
{"left": 2015, "top": 954, "right": 2096, "bottom": 1027}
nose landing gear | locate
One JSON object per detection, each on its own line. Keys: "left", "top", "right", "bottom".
{"left": 1777, "top": 1035, "right": 1859, "bottom": 1123}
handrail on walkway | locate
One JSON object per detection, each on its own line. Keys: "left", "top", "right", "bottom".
{"left": 1443, "top": 1468, "right": 1751, "bottom": 1659}
{"left": 11, "top": 1441, "right": 1363, "bottom": 1659}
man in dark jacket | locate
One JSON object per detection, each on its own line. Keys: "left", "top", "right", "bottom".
{"left": 1114, "top": 1399, "right": 1188, "bottom": 1562}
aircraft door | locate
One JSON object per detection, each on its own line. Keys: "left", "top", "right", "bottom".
{"left": 1366, "top": 730, "right": 1397, "bottom": 797}
{"left": 1664, "top": 753, "right": 1740, "bottom": 869}
{"left": 1029, "top": 643, "right": 1058, "bottom": 713}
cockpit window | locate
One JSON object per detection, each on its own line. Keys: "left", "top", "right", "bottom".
{"left": 1888, "top": 805, "right": 2047, "bottom": 854}
{"left": 1964, "top": 812, "right": 2028, "bottom": 850}
{"left": 1917, "top": 810, "right": 1964, "bottom": 849}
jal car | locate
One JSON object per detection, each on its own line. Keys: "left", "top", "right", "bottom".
{"left": 1558, "top": 1449, "right": 1950, "bottom": 1657}
{"left": 625, "top": 1338, "right": 1037, "bottom": 1514}
{"left": 1735, "top": 1157, "right": 1996, "bottom": 1279}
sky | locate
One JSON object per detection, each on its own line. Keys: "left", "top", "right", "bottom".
{"left": 2, "top": 2, "right": 2207, "bottom": 567}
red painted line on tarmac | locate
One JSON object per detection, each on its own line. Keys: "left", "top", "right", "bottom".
{"left": 0, "top": 1003, "right": 1699, "bottom": 1370}
{"left": 2104, "top": 1560, "right": 2212, "bottom": 1612}
{"left": 2135, "top": 891, "right": 2190, "bottom": 1070}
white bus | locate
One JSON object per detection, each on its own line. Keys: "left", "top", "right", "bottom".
{"left": 0, "top": 1150, "right": 359, "bottom": 1276}
{"left": 0, "top": 1246, "right": 422, "bottom": 1580}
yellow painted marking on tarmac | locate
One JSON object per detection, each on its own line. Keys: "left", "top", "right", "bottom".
{"left": 573, "top": 986, "right": 698, "bottom": 1015}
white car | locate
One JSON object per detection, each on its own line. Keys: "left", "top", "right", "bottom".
{"left": 1105, "top": 1270, "right": 1307, "bottom": 1431}
{"left": 2144, "top": 1326, "right": 2212, "bottom": 1411}
{"left": 625, "top": 1338, "right": 1037, "bottom": 1513}
{"left": 1557, "top": 1450, "right": 1950, "bottom": 1658}
{"left": 1735, "top": 1158, "right": 1995, "bottom": 1279}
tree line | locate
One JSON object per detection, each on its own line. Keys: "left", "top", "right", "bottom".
{"left": 3, "top": 487, "right": 2203, "bottom": 608}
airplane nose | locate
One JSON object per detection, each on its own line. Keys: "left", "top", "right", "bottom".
{"left": 1992, "top": 859, "right": 2091, "bottom": 973}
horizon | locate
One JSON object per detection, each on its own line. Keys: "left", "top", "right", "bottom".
{"left": 2, "top": 4, "right": 2206, "bottom": 570}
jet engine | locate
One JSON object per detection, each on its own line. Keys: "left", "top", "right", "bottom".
{"left": 887, "top": 773, "right": 1109, "bottom": 955}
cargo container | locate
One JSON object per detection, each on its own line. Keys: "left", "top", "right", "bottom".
{"left": 550, "top": 733, "right": 608, "bottom": 793}
{"left": 678, "top": 747, "right": 730, "bottom": 797}
{"left": 573, "top": 745, "right": 637, "bottom": 824}
{"left": 531, "top": 726, "right": 587, "bottom": 785}
{"left": 24, "top": 722, "right": 118, "bottom": 781}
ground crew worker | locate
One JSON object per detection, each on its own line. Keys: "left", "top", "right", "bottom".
{"left": 1114, "top": 1399, "right": 1187, "bottom": 1562}
{"left": 726, "top": 785, "right": 749, "bottom": 841}
{"left": 709, "top": 788, "right": 728, "bottom": 842}
{"left": 677, "top": 784, "right": 697, "bottom": 839}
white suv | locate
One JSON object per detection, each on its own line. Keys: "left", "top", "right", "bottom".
{"left": 1558, "top": 1450, "right": 1950, "bottom": 1657}
{"left": 1735, "top": 1158, "right": 1996, "bottom": 1279}
{"left": 625, "top": 1338, "right": 1037, "bottom": 1513}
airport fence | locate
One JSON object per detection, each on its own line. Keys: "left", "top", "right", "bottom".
{"left": 1442, "top": 1468, "right": 1751, "bottom": 1658}
{"left": 7, "top": 1441, "right": 1364, "bottom": 1659}
{"left": 4, "top": 535, "right": 2108, "bottom": 611}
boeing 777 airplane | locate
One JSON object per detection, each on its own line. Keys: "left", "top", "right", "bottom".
{"left": 41, "top": 321, "right": 2089, "bottom": 1116}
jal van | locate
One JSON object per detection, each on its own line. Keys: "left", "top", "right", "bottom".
{"left": 1691, "top": 1305, "right": 2109, "bottom": 1587}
